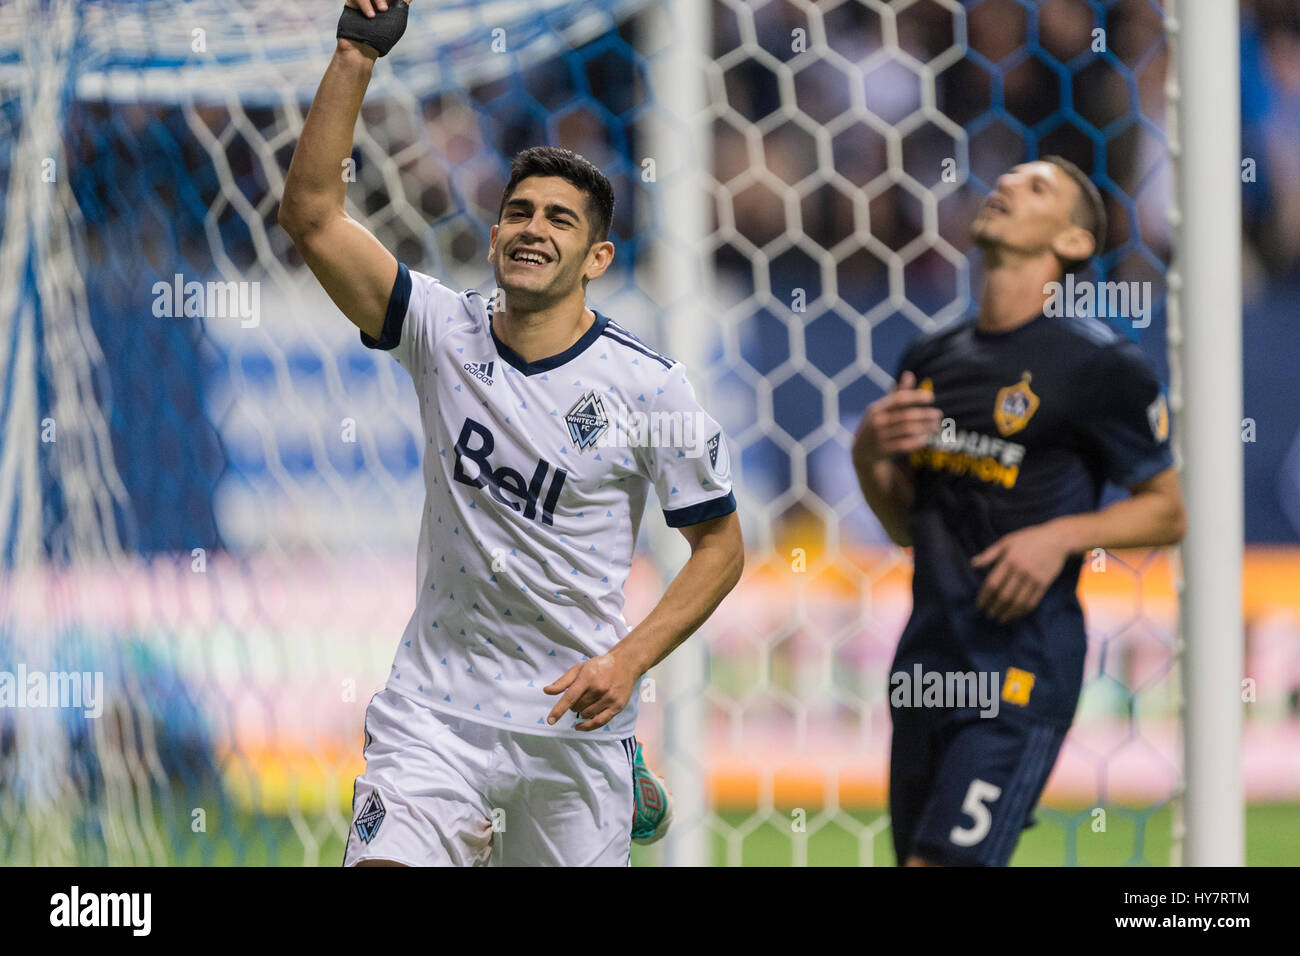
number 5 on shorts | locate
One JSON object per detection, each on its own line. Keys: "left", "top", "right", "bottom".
{"left": 949, "top": 779, "right": 1002, "bottom": 847}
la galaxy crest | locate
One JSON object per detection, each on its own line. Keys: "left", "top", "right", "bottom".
{"left": 565, "top": 391, "right": 609, "bottom": 451}
{"left": 993, "top": 372, "right": 1040, "bottom": 437}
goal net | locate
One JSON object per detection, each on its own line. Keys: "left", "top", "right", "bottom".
{"left": 0, "top": 0, "right": 1180, "bottom": 866}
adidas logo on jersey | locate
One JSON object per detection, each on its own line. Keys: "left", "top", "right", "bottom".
{"left": 464, "top": 360, "right": 494, "bottom": 386}
{"left": 452, "top": 417, "right": 567, "bottom": 525}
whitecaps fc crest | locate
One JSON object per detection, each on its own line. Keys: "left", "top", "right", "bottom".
{"left": 355, "top": 790, "right": 386, "bottom": 844}
{"left": 565, "top": 391, "right": 609, "bottom": 451}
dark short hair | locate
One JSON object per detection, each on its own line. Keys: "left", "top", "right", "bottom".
{"left": 498, "top": 146, "right": 615, "bottom": 246}
{"left": 1040, "top": 154, "right": 1107, "bottom": 272}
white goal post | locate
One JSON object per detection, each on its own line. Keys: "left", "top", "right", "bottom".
{"left": 1167, "top": 0, "right": 1245, "bottom": 867}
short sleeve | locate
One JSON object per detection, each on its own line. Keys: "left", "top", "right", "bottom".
{"left": 360, "top": 264, "right": 464, "bottom": 379}
{"left": 1076, "top": 342, "right": 1175, "bottom": 488}
{"left": 638, "top": 364, "right": 737, "bottom": 528}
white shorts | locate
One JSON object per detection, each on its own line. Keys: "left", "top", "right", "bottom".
{"left": 343, "top": 688, "right": 636, "bottom": 866}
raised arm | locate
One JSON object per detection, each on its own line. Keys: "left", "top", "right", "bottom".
{"left": 277, "top": 2, "right": 410, "bottom": 338}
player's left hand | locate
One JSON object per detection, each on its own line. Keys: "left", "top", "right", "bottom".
{"left": 971, "top": 524, "right": 1071, "bottom": 624}
{"left": 543, "top": 651, "right": 639, "bottom": 731}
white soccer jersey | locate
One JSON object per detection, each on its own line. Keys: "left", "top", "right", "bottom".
{"left": 361, "top": 264, "right": 736, "bottom": 739}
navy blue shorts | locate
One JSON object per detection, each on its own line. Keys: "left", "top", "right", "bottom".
{"left": 889, "top": 707, "right": 1067, "bottom": 866}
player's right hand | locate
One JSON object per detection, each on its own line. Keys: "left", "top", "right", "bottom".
{"left": 345, "top": 0, "right": 405, "bottom": 17}
{"left": 851, "top": 370, "right": 943, "bottom": 465}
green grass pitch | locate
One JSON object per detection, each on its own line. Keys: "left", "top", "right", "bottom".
{"left": 26, "top": 800, "right": 1289, "bottom": 866}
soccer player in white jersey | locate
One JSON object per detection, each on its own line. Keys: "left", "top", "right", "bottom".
{"left": 277, "top": 0, "right": 743, "bottom": 866}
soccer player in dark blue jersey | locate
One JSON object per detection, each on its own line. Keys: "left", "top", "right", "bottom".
{"left": 852, "top": 157, "right": 1187, "bottom": 866}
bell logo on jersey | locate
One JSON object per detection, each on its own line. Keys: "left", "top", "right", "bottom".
{"left": 993, "top": 372, "right": 1040, "bottom": 437}
{"left": 453, "top": 417, "right": 567, "bottom": 525}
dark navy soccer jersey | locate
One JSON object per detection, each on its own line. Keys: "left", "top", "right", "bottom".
{"left": 892, "top": 311, "right": 1174, "bottom": 727}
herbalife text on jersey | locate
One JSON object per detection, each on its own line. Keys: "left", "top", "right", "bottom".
{"left": 597, "top": 403, "right": 711, "bottom": 458}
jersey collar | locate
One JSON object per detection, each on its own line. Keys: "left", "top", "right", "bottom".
{"left": 488, "top": 305, "right": 611, "bottom": 376}
{"left": 972, "top": 310, "right": 1048, "bottom": 340}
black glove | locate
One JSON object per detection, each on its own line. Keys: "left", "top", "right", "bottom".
{"left": 337, "top": 1, "right": 410, "bottom": 57}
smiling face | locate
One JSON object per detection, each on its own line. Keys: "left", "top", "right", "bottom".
{"left": 488, "top": 175, "right": 614, "bottom": 311}
{"left": 970, "top": 161, "right": 1094, "bottom": 271}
